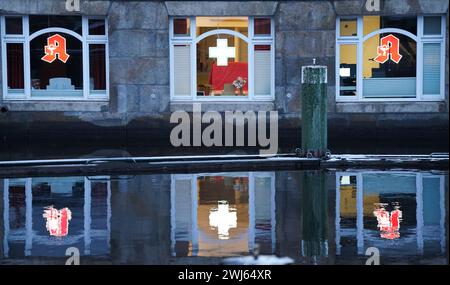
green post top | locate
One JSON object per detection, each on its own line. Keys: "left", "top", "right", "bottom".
{"left": 301, "top": 66, "right": 328, "bottom": 85}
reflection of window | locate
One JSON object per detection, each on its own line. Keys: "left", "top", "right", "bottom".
{"left": 1, "top": 15, "right": 108, "bottom": 100}
{"left": 3, "top": 177, "right": 111, "bottom": 258}
{"left": 336, "top": 15, "right": 445, "bottom": 101}
{"left": 335, "top": 172, "right": 446, "bottom": 256}
{"left": 170, "top": 173, "right": 275, "bottom": 257}
{"left": 170, "top": 16, "right": 274, "bottom": 100}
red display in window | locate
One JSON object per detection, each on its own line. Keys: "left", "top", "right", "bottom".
{"left": 254, "top": 18, "right": 271, "bottom": 35}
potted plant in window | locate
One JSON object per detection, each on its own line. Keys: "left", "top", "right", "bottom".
{"left": 232, "top": 76, "right": 247, "bottom": 96}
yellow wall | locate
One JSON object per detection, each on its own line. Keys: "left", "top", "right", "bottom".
{"left": 340, "top": 20, "right": 357, "bottom": 36}
{"left": 340, "top": 44, "right": 357, "bottom": 65}
{"left": 340, "top": 186, "right": 380, "bottom": 217}
{"left": 363, "top": 16, "right": 381, "bottom": 78}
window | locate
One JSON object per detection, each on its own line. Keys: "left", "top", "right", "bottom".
{"left": 1, "top": 15, "right": 108, "bottom": 100}
{"left": 171, "top": 172, "right": 275, "bottom": 256}
{"left": 170, "top": 17, "right": 274, "bottom": 101}
{"left": 336, "top": 15, "right": 445, "bottom": 101}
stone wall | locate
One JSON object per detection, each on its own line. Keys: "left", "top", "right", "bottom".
{"left": 0, "top": 0, "right": 448, "bottom": 155}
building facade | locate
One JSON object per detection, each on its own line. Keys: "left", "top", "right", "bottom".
{"left": 0, "top": 0, "right": 448, "bottom": 154}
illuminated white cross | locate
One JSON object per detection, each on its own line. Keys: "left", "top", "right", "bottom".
{"left": 209, "top": 39, "right": 235, "bottom": 66}
{"left": 209, "top": 201, "right": 237, "bottom": 240}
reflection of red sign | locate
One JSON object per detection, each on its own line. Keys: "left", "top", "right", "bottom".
{"left": 374, "top": 206, "right": 402, "bottom": 240}
{"left": 374, "top": 34, "right": 402, "bottom": 64}
{"left": 43, "top": 206, "right": 72, "bottom": 237}
{"left": 41, "top": 34, "right": 70, "bottom": 63}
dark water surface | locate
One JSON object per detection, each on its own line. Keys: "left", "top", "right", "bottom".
{"left": 0, "top": 170, "right": 448, "bottom": 265}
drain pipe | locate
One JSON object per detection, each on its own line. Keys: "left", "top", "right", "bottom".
{"left": 299, "top": 62, "right": 328, "bottom": 159}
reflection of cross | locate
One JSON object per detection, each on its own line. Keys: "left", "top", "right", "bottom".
{"left": 209, "top": 39, "right": 235, "bottom": 66}
{"left": 209, "top": 201, "right": 237, "bottom": 240}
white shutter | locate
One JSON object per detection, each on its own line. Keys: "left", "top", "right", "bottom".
{"left": 254, "top": 50, "right": 271, "bottom": 96}
{"left": 423, "top": 43, "right": 441, "bottom": 95}
{"left": 173, "top": 45, "right": 191, "bottom": 96}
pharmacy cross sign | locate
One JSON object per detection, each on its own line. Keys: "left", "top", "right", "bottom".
{"left": 209, "top": 38, "right": 235, "bottom": 66}
{"left": 209, "top": 201, "right": 237, "bottom": 240}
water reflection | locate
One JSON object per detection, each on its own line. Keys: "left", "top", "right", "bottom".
{"left": 43, "top": 206, "right": 72, "bottom": 237}
{"left": 171, "top": 173, "right": 275, "bottom": 258}
{"left": 373, "top": 203, "right": 402, "bottom": 240}
{"left": 0, "top": 170, "right": 447, "bottom": 264}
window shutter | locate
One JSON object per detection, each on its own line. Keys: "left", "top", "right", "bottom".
{"left": 254, "top": 49, "right": 271, "bottom": 96}
{"left": 173, "top": 45, "right": 191, "bottom": 96}
{"left": 423, "top": 43, "right": 441, "bottom": 95}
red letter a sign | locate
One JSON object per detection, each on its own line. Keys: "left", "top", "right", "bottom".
{"left": 374, "top": 34, "right": 402, "bottom": 64}
{"left": 41, "top": 34, "right": 70, "bottom": 63}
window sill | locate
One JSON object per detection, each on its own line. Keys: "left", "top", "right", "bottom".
{"left": 170, "top": 101, "right": 275, "bottom": 112}
{"left": 1, "top": 101, "right": 109, "bottom": 112}
{"left": 336, "top": 101, "right": 447, "bottom": 113}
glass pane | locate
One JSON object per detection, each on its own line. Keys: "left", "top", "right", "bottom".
{"left": 197, "top": 34, "right": 248, "bottom": 96}
{"left": 173, "top": 45, "right": 191, "bottom": 96}
{"left": 5, "top": 16, "right": 23, "bottom": 35}
{"left": 173, "top": 18, "right": 190, "bottom": 36}
{"left": 423, "top": 43, "right": 441, "bottom": 95}
{"left": 339, "top": 175, "right": 358, "bottom": 219}
{"left": 339, "top": 44, "right": 357, "bottom": 97}
{"left": 254, "top": 176, "right": 274, "bottom": 254}
{"left": 6, "top": 43, "right": 24, "bottom": 92}
{"left": 254, "top": 18, "right": 271, "bottom": 35}
{"left": 363, "top": 33, "right": 416, "bottom": 98}
{"left": 30, "top": 33, "right": 83, "bottom": 98}
{"left": 196, "top": 17, "right": 248, "bottom": 37}
{"left": 424, "top": 16, "right": 441, "bottom": 35}
{"left": 7, "top": 180, "right": 26, "bottom": 234}
{"left": 89, "top": 44, "right": 106, "bottom": 93}
{"left": 254, "top": 45, "right": 271, "bottom": 96}
{"left": 340, "top": 18, "right": 357, "bottom": 37}
{"left": 29, "top": 15, "right": 82, "bottom": 35}
{"left": 364, "top": 16, "right": 417, "bottom": 36}
{"left": 88, "top": 19, "right": 105, "bottom": 35}
{"left": 422, "top": 177, "right": 441, "bottom": 226}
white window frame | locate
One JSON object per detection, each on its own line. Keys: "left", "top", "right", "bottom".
{"left": 169, "top": 16, "right": 275, "bottom": 102}
{"left": 335, "top": 171, "right": 446, "bottom": 255}
{"left": 3, "top": 177, "right": 111, "bottom": 257}
{"left": 335, "top": 15, "right": 446, "bottom": 102}
{"left": 170, "top": 172, "right": 276, "bottom": 256}
{"left": 1, "top": 15, "right": 109, "bottom": 101}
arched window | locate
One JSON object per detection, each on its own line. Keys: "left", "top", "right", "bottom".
{"left": 1, "top": 15, "right": 108, "bottom": 100}
{"left": 337, "top": 15, "right": 445, "bottom": 101}
{"left": 170, "top": 17, "right": 274, "bottom": 101}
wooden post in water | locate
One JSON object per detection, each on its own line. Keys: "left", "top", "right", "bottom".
{"left": 301, "top": 64, "right": 328, "bottom": 158}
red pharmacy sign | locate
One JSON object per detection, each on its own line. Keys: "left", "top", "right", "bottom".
{"left": 374, "top": 34, "right": 402, "bottom": 64}
{"left": 41, "top": 34, "right": 70, "bottom": 63}
{"left": 43, "top": 206, "right": 72, "bottom": 237}
{"left": 373, "top": 206, "right": 402, "bottom": 240}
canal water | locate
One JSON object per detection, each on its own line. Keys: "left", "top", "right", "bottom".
{"left": 0, "top": 170, "right": 447, "bottom": 265}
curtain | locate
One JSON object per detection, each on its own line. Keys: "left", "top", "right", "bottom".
{"left": 7, "top": 43, "right": 24, "bottom": 89}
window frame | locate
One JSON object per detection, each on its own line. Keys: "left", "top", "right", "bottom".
{"left": 170, "top": 172, "right": 276, "bottom": 256}
{"left": 335, "top": 15, "right": 446, "bottom": 102}
{"left": 169, "top": 16, "right": 275, "bottom": 102}
{"left": 1, "top": 15, "right": 109, "bottom": 101}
